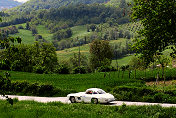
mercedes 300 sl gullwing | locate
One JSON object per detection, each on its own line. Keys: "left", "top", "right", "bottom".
{"left": 67, "top": 88, "right": 115, "bottom": 104}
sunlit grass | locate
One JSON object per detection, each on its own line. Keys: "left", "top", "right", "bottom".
{"left": 0, "top": 100, "right": 175, "bottom": 118}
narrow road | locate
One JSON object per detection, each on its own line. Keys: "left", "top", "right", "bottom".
{"left": 0, "top": 95, "right": 176, "bottom": 107}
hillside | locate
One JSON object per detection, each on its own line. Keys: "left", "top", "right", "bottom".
{"left": 0, "top": 0, "right": 22, "bottom": 11}
{"left": 13, "top": 0, "right": 110, "bottom": 12}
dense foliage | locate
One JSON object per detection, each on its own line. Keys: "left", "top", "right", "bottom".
{"left": 90, "top": 40, "right": 113, "bottom": 70}
{"left": 113, "top": 86, "right": 176, "bottom": 104}
{"left": 131, "top": 0, "right": 176, "bottom": 64}
{"left": 0, "top": 43, "right": 58, "bottom": 73}
{"left": 13, "top": 0, "right": 109, "bottom": 12}
{"left": 0, "top": 76, "right": 75, "bottom": 97}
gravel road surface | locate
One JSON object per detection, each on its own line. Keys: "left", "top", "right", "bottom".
{"left": 0, "top": 95, "right": 176, "bottom": 107}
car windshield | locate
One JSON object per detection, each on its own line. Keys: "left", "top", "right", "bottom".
{"left": 97, "top": 90, "right": 106, "bottom": 94}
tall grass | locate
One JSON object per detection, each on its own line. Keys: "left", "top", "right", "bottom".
{"left": 0, "top": 100, "right": 176, "bottom": 118}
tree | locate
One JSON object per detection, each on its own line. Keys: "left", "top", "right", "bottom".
{"left": 90, "top": 24, "right": 96, "bottom": 32}
{"left": 89, "top": 40, "right": 113, "bottom": 70}
{"left": 131, "top": 0, "right": 176, "bottom": 64}
{"left": 31, "top": 26, "right": 38, "bottom": 35}
{"left": 25, "top": 22, "right": 30, "bottom": 30}
{"left": 119, "top": 0, "right": 127, "bottom": 8}
{"left": 0, "top": 16, "right": 21, "bottom": 105}
{"left": 69, "top": 53, "right": 88, "bottom": 68}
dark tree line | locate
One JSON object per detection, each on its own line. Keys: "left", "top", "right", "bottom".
{"left": 13, "top": 0, "right": 109, "bottom": 12}
{"left": 0, "top": 26, "right": 18, "bottom": 38}
{"left": 0, "top": 16, "right": 31, "bottom": 27}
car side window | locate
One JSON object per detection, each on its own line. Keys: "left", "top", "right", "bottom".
{"left": 86, "top": 90, "right": 93, "bottom": 94}
{"left": 93, "top": 92, "right": 98, "bottom": 94}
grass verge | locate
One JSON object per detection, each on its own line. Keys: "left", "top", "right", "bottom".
{"left": 0, "top": 100, "right": 176, "bottom": 118}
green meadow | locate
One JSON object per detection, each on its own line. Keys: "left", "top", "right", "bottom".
{"left": 0, "top": 100, "right": 176, "bottom": 118}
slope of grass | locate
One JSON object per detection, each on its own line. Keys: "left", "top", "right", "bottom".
{"left": 71, "top": 25, "right": 92, "bottom": 39}
{"left": 56, "top": 44, "right": 90, "bottom": 61}
{"left": 36, "top": 25, "right": 53, "bottom": 41}
{"left": 10, "top": 29, "right": 35, "bottom": 44}
{"left": 9, "top": 24, "right": 53, "bottom": 44}
{"left": 111, "top": 55, "right": 133, "bottom": 67}
{"left": 0, "top": 100, "right": 176, "bottom": 118}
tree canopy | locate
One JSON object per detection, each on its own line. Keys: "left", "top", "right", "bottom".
{"left": 131, "top": 0, "right": 176, "bottom": 64}
{"left": 89, "top": 40, "right": 113, "bottom": 70}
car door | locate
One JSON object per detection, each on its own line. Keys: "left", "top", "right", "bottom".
{"left": 82, "top": 90, "right": 93, "bottom": 103}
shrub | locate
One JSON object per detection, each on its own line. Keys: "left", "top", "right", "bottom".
{"left": 33, "top": 65, "right": 46, "bottom": 74}
{"left": 10, "top": 60, "right": 23, "bottom": 71}
{"left": 55, "top": 65, "right": 70, "bottom": 74}
{"left": 0, "top": 59, "right": 10, "bottom": 70}
{"left": 38, "top": 84, "right": 54, "bottom": 96}
{"left": 73, "top": 66, "right": 86, "bottom": 74}
{"left": 11, "top": 81, "right": 29, "bottom": 93}
{"left": 112, "top": 86, "right": 176, "bottom": 103}
{"left": 97, "top": 66, "right": 116, "bottom": 72}
{"left": 18, "top": 25, "right": 24, "bottom": 29}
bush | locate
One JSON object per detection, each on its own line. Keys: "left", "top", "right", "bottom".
{"left": 10, "top": 60, "right": 23, "bottom": 71}
{"left": 33, "top": 65, "right": 46, "bottom": 74}
{"left": 38, "top": 84, "right": 54, "bottom": 96}
{"left": 0, "top": 59, "right": 10, "bottom": 70}
{"left": 11, "top": 81, "right": 29, "bottom": 93}
{"left": 97, "top": 66, "right": 116, "bottom": 72}
{"left": 73, "top": 66, "right": 86, "bottom": 74}
{"left": 55, "top": 65, "right": 70, "bottom": 74}
{"left": 112, "top": 86, "right": 176, "bottom": 103}
{"left": 18, "top": 25, "right": 24, "bottom": 29}
{"left": 0, "top": 75, "right": 11, "bottom": 92}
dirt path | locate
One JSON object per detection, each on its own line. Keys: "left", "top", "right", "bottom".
{"left": 0, "top": 95, "right": 176, "bottom": 107}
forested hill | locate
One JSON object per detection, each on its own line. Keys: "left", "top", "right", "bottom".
{"left": 13, "top": 0, "right": 110, "bottom": 12}
{"left": 0, "top": 0, "right": 22, "bottom": 11}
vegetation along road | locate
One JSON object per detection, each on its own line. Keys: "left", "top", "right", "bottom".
{"left": 0, "top": 95, "right": 176, "bottom": 108}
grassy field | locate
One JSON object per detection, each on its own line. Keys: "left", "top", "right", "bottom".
{"left": 11, "top": 29, "right": 35, "bottom": 44}
{"left": 36, "top": 25, "right": 53, "bottom": 41}
{"left": 56, "top": 38, "right": 130, "bottom": 65}
{"left": 111, "top": 55, "right": 133, "bottom": 67}
{"left": 56, "top": 44, "right": 90, "bottom": 61}
{"left": 9, "top": 24, "right": 53, "bottom": 44}
{"left": 6, "top": 71, "right": 142, "bottom": 92}
{"left": 71, "top": 25, "right": 92, "bottom": 39}
{"left": 4, "top": 68, "right": 176, "bottom": 92}
{"left": 0, "top": 100, "right": 176, "bottom": 118}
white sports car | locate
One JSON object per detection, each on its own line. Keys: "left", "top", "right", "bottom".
{"left": 67, "top": 88, "right": 115, "bottom": 104}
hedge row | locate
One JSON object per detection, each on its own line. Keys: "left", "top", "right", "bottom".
{"left": 0, "top": 77, "right": 76, "bottom": 97}
{"left": 112, "top": 86, "right": 176, "bottom": 104}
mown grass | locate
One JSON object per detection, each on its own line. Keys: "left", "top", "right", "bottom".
{"left": 0, "top": 100, "right": 176, "bottom": 118}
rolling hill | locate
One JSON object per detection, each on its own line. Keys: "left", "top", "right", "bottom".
{"left": 0, "top": 0, "right": 22, "bottom": 11}
{"left": 13, "top": 0, "right": 110, "bottom": 12}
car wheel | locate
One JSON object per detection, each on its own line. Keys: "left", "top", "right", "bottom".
{"left": 91, "top": 98, "right": 98, "bottom": 104}
{"left": 70, "top": 97, "right": 76, "bottom": 103}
